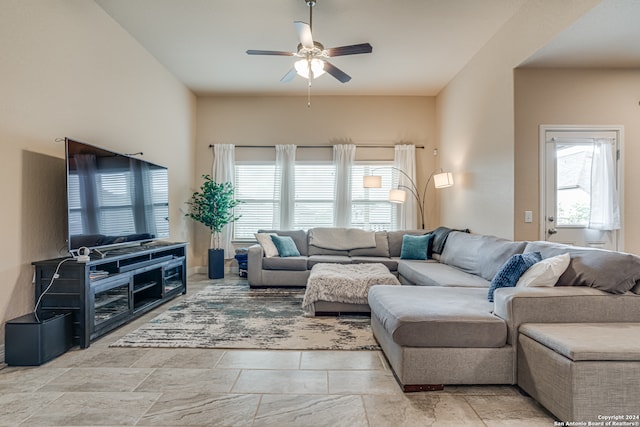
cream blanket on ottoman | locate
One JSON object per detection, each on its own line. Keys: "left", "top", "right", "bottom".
{"left": 303, "top": 263, "right": 401, "bottom": 316}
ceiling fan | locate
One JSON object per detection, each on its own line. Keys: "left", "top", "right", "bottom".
{"left": 246, "top": 0, "right": 373, "bottom": 84}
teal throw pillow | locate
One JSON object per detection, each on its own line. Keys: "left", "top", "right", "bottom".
{"left": 487, "top": 252, "right": 542, "bottom": 302}
{"left": 400, "top": 233, "right": 434, "bottom": 260}
{"left": 270, "top": 235, "right": 301, "bottom": 257}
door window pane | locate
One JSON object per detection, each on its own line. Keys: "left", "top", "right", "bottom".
{"left": 556, "top": 144, "right": 592, "bottom": 226}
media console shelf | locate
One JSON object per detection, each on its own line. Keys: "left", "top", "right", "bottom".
{"left": 33, "top": 242, "right": 187, "bottom": 348}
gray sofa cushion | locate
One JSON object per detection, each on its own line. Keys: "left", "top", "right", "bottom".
{"left": 524, "top": 241, "right": 640, "bottom": 294}
{"left": 307, "top": 255, "right": 353, "bottom": 269}
{"left": 262, "top": 256, "right": 308, "bottom": 271}
{"left": 258, "top": 229, "right": 309, "bottom": 256}
{"left": 368, "top": 286, "right": 507, "bottom": 348}
{"left": 350, "top": 256, "right": 398, "bottom": 271}
{"left": 398, "top": 260, "right": 491, "bottom": 287}
{"left": 308, "top": 245, "right": 350, "bottom": 256}
{"left": 308, "top": 227, "right": 377, "bottom": 250}
{"left": 387, "top": 230, "right": 429, "bottom": 257}
{"left": 520, "top": 323, "right": 640, "bottom": 361}
{"left": 349, "top": 231, "right": 390, "bottom": 257}
{"left": 440, "top": 232, "right": 526, "bottom": 281}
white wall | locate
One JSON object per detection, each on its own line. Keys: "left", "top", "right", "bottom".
{"left": 0, "top": 1, "right": 196, "bottom": 345}
{"left": 436, "top": 0, "right": 600, "bottom": 239}
{"left": 193, "top": 95, "right": 436, "bottom": 267}
{"left": 514, "top": 68, "right": 640, "bottom": 254}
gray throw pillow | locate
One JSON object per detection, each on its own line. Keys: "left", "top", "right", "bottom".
{"left": 558, "top": 250, "right": 640, "bottom": 294}
{"left": 525, "top": 241, "right": 640, "bottom": 294}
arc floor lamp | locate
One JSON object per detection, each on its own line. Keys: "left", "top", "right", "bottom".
{"left": 363, "top": 167, "right": 454, "bottom": 229}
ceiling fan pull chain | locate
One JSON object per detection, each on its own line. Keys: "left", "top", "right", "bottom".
{"left": 307, "top": 78, "right": 312, "bottom": 107}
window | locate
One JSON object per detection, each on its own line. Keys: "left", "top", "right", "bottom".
{"left": 556, "top": 143, "right": 592, "bottom": 226}
{"left": 233, "top": 161, "right": 398, "bottom": 240}
{"left": 351, "top": 164, "right": 396, "bottom": 231}
{"left": 234, "top": 164, "right": 278, "bottom": 239}
{"left": 294, "top": 163, "right": 335, "bottom": 229}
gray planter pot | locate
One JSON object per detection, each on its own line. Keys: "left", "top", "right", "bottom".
{"left": 208, "top": 248, "right": 225, "bottom": 279}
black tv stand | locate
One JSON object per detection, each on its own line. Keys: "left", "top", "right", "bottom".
{"left": 33, "top": 242, "right": 187, "bottom": 348}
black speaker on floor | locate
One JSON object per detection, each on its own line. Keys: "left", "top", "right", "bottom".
{"left": 4, "top": 312, "right": 73, "bottom": 366}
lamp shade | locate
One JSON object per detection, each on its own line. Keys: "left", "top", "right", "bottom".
{"left": 363, "top": 175, "right": 382, "bottom": 188}
{"left": 388, "top": 189, "right": 407, "bottom": 204}
{"left": 433, "top": 172, "right": 454, "bottom": 188}
{"left": 295, "top": 58, "right": 326, "bottom": 79}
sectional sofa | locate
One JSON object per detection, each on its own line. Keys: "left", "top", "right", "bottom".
{"left": 247, "top": 226, "right": 640, "bottom": 416}
{"left": 248, "top": 227, "right": 444, "bottom": 287}
{"left": 369, "top": 231, "right": 640, "bottom": 388}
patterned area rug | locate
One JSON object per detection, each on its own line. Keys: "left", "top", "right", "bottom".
{"left": 110, "top": 281, "right": 379, "bottom": 350}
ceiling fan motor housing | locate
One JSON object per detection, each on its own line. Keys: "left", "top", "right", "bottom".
{"left": 296, "top": 41, "right": 326, "bottom": 57}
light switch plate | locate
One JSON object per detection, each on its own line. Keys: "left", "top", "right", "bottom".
{"left": 524, "top": 211, "right": 533, "bottom": 223}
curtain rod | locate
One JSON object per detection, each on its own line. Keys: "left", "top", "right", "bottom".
{"left": 208, "top": 144, "right": 424, "bottom": 149}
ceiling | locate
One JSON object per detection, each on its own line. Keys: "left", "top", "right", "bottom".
{"left": 95, "top": 0, "right": 640, "bottom": 97}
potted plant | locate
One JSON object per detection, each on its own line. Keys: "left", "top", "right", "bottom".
{"left": 186, "top": 174, "right": 241, "bottom": 279}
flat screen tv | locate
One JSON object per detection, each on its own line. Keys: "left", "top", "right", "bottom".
{"left": 65, "top": 138, "right": 169, "bottom": 254}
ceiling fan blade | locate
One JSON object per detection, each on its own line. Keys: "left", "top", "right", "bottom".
{"left": 246, "top": 49, "right": 294, "bottom": 56}
{"left": 294, "top": 21, "right": 314, "bottom": 49}
{"left": 326, "top": 43, "right": 373, "bottom": 57}
{"left": 280, "top": 68, "right": 297, "bottom": 83}
{"left": 324, "top": 61, "right": 351, "bottom": 83}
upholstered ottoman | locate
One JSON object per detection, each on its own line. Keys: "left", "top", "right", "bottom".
{"left": 303, "top": 263, "right": 400, "bottom": 316}
{"left": 518, "top": 323, "right": 640, "bottom": 423}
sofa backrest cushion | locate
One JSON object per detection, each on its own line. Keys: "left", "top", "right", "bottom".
{"left": 440, "top": 232, "right": 527, "bottom": 281}
{"left": 387, "top": 230, "right": 429, "bottom": 258}
{"left": 349, "top": 231, "right": 390, "bottom": 257}
{"left": 524, "top": 241, "right": 640, "bottom": 294}
{"left": 258, "top": 229, "right": 308, "bottom": 256}
{"left": 308, "top": 227, "right": 376, "bottom": 250}
{"left": 307, "top": 227, "right": 377, "bottom": 256}
{"left": 308, "top": 245, "right": 350, "bottom": 256}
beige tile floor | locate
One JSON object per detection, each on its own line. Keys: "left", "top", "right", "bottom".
{"left": 0, "top": 274, "right": 557, "bottom": 426}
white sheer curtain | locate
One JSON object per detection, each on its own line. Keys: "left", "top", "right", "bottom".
{"left": 589, "top": 138, "right": 620, "bottom": 230}
{"left": 333, "top": 144, "right": 355, "bottom": 227}
{"left": 394, "top": 144, "right": 417, "bottom": 230}
{"left": 274, "top": 145, "right": 296, "bottom": 230}
{"left": 212, "top": 144, "right": 235, "bottom": 257}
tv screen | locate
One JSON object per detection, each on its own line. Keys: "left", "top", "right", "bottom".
{"left": 65, "top": 138, "right": 169, "bottom": 253}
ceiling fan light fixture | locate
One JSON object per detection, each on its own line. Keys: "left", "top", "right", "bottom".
{"left": 294, "top": 58, "right": 326, "bottom": 79}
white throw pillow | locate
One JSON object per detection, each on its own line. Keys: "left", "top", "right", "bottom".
{"left": 254, "top": 233, "right": 279, "bottom": 258}
{"left": 516, "top": 253, "right": 571, "bottom": 287}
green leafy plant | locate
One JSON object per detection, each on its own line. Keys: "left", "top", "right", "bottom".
{"left": 186, "top": 175, "right": 241, "bottom": 249}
